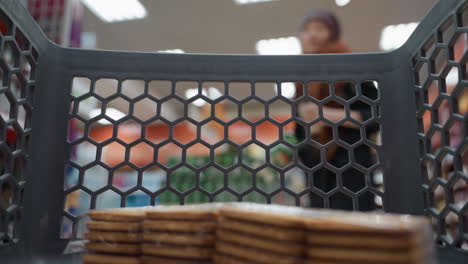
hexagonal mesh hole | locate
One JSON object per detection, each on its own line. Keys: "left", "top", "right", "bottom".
{"left": 94, "top": 78, "right": 118, "bottom": 99}
{"left": 186, "top": 143, "right": 210, "bottom": 168}
{"left": 96, "top": 190, "right": 121, "bottom": 209}
{"left": 302, "top": 81, "right": 330, "bottom": 100}
{"left": 126, "top": 190, "right": 151, "bottom": 207}
{"left": 312, "top": 167, "right": 336, "bottom": 194}
{"left": 83, "top": 165, "right": 109, "bottom": 192}
{"left": 148, "top": 80, "right": 171, "bottom": 100}
{"left": 168, "top": 166, "right": 196, "bottom": 193}
{"left": 122, "top": 79, "right": 145, "bottom": 99}
{"left": 130, "top": 142, "right": 154, "bottom": 167}
{"left": 214, "top": 191, "right": 238, "bottom": 202}
{"left": 112, "top": 168, "right": 138, "bottom": 192}
{"left": 184, "top": 191, "right": 209, "bottom": 204}
{"left": 200, "top": 167, "right": 224, "bottom": 194}
{"left": 134, "top": 98, "right": 157, "bottom": 122}
{"left": 257, "top": 167, "right": 280, "bottom": 194}
{"left": 228, "top": 82, "right": 251, "bottom": 101}
{"left": 228, "top": 167, "right": 252, "bottom": 194}
{"left": 243, "top": 191, "right": 267, "bottom": 203}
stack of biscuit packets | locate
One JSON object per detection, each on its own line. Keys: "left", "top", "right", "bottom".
{"left": 80, "top": 203, "right": 436, "bottom": 264}
{"left": 214, "top": 203, "right": 307, "bottom": 264}
{"left": 83, "top": 207, "right": 146, "bottom": 264}
{"left": 141, "top": 204, "right": 221, "bottom": 264}
{"left": 302, "top": 211, "right": 436, "bottom": 264}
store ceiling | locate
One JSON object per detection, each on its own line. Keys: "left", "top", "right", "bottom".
{"left": 82, "top": 0, "right": 438, "bottom": 53}
{"left": 80, "top": 0, "right": 438, "bottom": 119}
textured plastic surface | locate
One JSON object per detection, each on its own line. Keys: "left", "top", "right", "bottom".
{"left": 0, "top": 0, "right": 466, "bottom": 262}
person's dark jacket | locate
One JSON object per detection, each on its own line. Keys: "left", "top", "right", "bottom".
{"left": 295, "top": 81, "right": 379, "bottom": 211}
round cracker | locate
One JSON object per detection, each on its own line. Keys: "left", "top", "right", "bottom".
{"left": 141, "top": 255, "right": 212, "bottom": 264}
{"left": 143, "top": 232, "right": 215, "bottom": 246}
{"left": 86, "top": 221, "right": 142, "bottom": 232}
{"left": 306, "top": 246, "right": 422, "bottom": 263}
{"left": 142, "top": 243, "right": 213, "bottom": 259}
{"left": 220, "top": 206, "right": 303, "bottom": 228}
{"left": 85, "top": 232, "right": 142, "bottom": 243}
{"left": 82, "top": 253, "right": 140, "bottom": 264}
{"left": 216, "top": 241, "right": 302, "bottom": 264}
{"left": 146, "top": 210, "right": 217, "bottom": 221}
{"left": 88, "top": 209, "right": 146, "bottom": 222}
{"left": 304, "top": 258, "right": 412, "bottom": 264}
{"left": 85, "top": 242, "right": 141, "bottom": 255}
{"left": 213, "top": 253, "right": 263, "bottom": 264}
{"left": 219, "top": 218, "right": 304, "bottom": 242}
{"left": 217, "top": 229, "right": 304, "bottom": 255}
{"left": 304, "top": 217, "right": 412, "bottom": 235}
{"left": 307, "top": 232, "right": 414, "bottom": 249}
{"left": 143, "top": 220, "right": 217, "bottom": 233}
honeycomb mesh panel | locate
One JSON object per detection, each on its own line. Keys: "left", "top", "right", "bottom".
{"left": 0, "top": 9, "right": 38, "bottom": 248}
{"left": 63, "top": 76, "right": 384, "bottom": 239}
{"left": 413, "top": 2, "right": 468, "bottom": 251}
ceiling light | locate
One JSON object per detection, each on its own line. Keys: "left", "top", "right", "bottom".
{"left": 256, "top": 36, "right": 301, "bottom": 55}
{"left": 157, "top": 49, "right": 185, "bottom": 54}
{"left": 335, "top": 0, "right": 351, "bottom": 7}
{"left": 80, "top": 0, "right": 147, "bottom": 23}
{"left": 234, "top": 0, "right": 278, "bottom": 5}
{"left": 379, "top": 22, "right": 419, "bottom": 51}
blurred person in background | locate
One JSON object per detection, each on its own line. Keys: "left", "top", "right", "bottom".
{"left": 295, "top": 9, "right": 379, "bottom": 211}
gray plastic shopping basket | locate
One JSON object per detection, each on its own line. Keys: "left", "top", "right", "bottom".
{"left": 0, "top": 0, "right": 467, "bottom": 263}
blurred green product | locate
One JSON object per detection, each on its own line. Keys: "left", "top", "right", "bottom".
{"left": 159, "top": 134, "right": 297, "bottom": 204}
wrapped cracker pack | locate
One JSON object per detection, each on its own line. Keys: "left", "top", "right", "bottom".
{"left": 83, "top": 207, "right": 149, "bottom": 264}
{"left": 142, "top": 203, "right": 222, "bottom": 264}
{"left": 81, "top": 203, "right": 436, "bottom": 264}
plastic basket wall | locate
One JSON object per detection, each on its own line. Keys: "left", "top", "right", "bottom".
{"left": 0, "top": 4, "right": 39, "bottom": 252}
{"left": 0, "top": 0, "right": 466, "bottom": 262}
